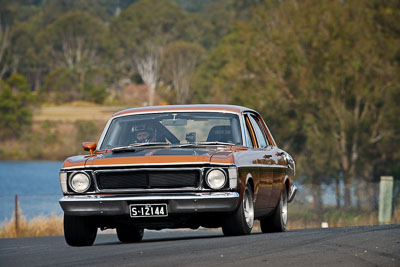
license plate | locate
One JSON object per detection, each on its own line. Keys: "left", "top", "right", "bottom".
{"left": 129, "top": 204, "right": 168, "bottom": 218}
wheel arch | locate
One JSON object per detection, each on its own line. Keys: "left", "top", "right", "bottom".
{"left": 245, "top": 173, "right": 254, "bottom": 193}
{"left": 283, "top": 175, "right": 290, "bottom": 196}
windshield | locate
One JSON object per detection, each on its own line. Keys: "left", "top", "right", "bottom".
{"left": 99, "top": 112, "right": 243, "bottom": 150}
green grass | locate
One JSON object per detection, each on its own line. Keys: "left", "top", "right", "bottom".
{"left": 287, "top": 202, "right": 400, "bottom": 229}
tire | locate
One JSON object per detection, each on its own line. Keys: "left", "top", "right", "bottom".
{"left": 260, "top": 186, "right": 288, "bottom": 233}
{"left": 116, "top": 226, "right": 144, "bottom": 243}
{"left": 64, "top": 215, "right": 97, "bottom": 246}
{"left": 222, "top": 184, "right": 254, "bottom": 236}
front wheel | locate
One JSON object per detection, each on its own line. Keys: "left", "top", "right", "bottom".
{"left": 222, "top": 184, "right": 254, "bottom": 236}
{"left": 116, "top": 226, "right": 144, "bottom": 243}
{"left": 260, "top": 186, "right": 288, "bottom": 233}
{"left": 64, "top": 215, "right": 97, "bottom": 246}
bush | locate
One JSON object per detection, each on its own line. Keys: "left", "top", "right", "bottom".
{"left": 0, "top": 74, "right": 34, "bottom": 139}
{"left": 86, "top": 85, "right": 107, "bottom": 104}
{"left": 74, "top": 120, "right": 99, "bottom": 144}
{"left": 41, "top": 68, "right": 81, "bottom": 104}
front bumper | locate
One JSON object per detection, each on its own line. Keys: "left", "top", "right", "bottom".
{"left": 59, "top": 192, "right": 240, "bottom": 216}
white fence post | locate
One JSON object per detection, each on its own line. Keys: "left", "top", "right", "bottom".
{"left": 378, "top": 176, "right": 393, "bottom": 224}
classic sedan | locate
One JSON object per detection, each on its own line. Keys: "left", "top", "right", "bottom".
{"left": 59, "top": 105, "right": 297, "bottom": 246}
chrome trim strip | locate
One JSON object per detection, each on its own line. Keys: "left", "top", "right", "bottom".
{"left": 96, "top": 188, "right": 204, "bottom": 194}
{"left": 61, "top": 162, "right": 234, "bottom": 170}
{"left": 94, "top": 167, "right": 203, "bottom": 173}
{"left": 239, "top": 112, "right": 247, "bottom": 148}
{"left": 239, "top": 164, "right": 288, "bottom": 169}
{"left": 60, "top": 192, "right": 240, "bottom": 202}
{"left": 114, "top": 109, "right": 242, "bottom": 118}
{"left": 97, "top": 117, "right": 113, "bottom": 150}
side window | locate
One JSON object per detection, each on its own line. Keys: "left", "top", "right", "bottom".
{"left": 249, "top": 115, "right": 268, "bottom": 148}
{"left": 253, "top": 115, "right": 271, "bottom": 146}
{"left": 244, "top": 116, "right": 255, "bottom": 148}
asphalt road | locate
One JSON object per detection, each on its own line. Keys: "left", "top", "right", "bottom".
{"left": 1, "top": 225, "right": 399, "bottom": 267}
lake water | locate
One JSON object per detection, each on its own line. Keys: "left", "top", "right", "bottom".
{"left": 0, "top": 161, "right": 64, "bottom": 223}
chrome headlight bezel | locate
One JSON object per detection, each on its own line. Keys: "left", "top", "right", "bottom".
{"left": 69, "top": 172, "right": 91, "bottom": 193}
{"left": 205, "top": 168, "right": 227, "bottom": 190}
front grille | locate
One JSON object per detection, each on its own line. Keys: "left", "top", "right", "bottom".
{"left": 96, "top": 170, "right": 200, "bottom": 190}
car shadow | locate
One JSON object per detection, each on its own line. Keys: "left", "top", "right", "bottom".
{"left": 93, "top": 231, "right": 230, "bottom": 246}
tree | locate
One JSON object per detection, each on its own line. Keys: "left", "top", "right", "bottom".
{"left": 133, "top": 42, "right": 163, "bottom": 106}
{"left": 0, "top": 74, "right": 33, "bottom": 139}
{"left": 173, "top": 0, "right": 214, "bottom": 12}
{"left": 39, "top": 0, "right": 110, "bottom": 25}
{"left": 0, "top": 23, "right": 9, "bottom": 79}
{"left": 40, "top": 67, "right": 81, "bottom": 103}
{"left": 200, "top": 0, "right": 235, "bottom": 48}
{"left": 9, "top": 18, "right": 47, "bottom": 91}
{"left": 110, "top": 0, "right": 187, "bottom": 105}
{"left": 193, "top": 0, "right": 400, "bottom": 211}
{"left": 35, "top": 11, "right": 109, "bottom": 104}
{"left": 41, "top": 11, "right": 106, "bottom": 82}
{"left": 161, "top": 41, "right": 205, "bottom": 104}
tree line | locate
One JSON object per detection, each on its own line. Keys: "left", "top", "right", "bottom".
{"left": 0, "top": 0, "right": 232, "bottom": 105}
{"left": 0, "top": 0, "right": 399, "bottom": 218}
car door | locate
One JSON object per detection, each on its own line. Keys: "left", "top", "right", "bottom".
{"left": 246, "top": 113, "right": 276, "bottom": 214}
{"left": 254, "top": 114, "right": 287, "bottom": 208}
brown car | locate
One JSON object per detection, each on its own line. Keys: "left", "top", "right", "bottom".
{"left": 59, "top": 105, "right": 297, "bottom": 246}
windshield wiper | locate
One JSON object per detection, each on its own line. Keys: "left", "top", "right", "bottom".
{"left": 129, "top": 142, "right": 170, "bottom": 147}
{"left": 174, "top": 142, "right": 235, "bottom": 147}
{"left": 196, "top": 141, "right": 236, "bottom": 146}
{"left": 112, "top": 142, "right": 170, "bottom": 153}
{"left": 112, "top": 141, "right": 235, "bottom": 152}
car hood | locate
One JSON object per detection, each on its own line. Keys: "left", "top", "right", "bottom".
{"left": 62, "top": 147, "right": 240, "bottom": 169}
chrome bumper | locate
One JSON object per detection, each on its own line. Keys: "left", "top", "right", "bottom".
{"left": 60, "top": 192, "right": 240, "bottom": 216}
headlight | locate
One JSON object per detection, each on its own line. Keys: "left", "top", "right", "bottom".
{"left": 206, "top": 169, "right": 227, "bottom": 189}
{"left": 69, "top": 172, "right": 91, "bottom": 193}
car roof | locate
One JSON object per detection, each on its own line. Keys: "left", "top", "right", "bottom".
{"left": 112, "top": 104, "right": 256, "bottom": 117}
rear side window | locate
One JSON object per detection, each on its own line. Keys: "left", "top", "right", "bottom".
{"left": 248, "top": 115, "right": 269, "bottom": 148}
{"left": 244, "top": 119, "right": 254, "bottom": 148}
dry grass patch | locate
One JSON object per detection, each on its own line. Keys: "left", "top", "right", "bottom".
{"left": 34, "top": 105, "right": 126, "bottom": 122}
{"left": 0, "top": 212, "right": 63, "bottom": 238}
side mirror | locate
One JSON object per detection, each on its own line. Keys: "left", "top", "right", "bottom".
{"left": 82, "top": 142, "right": 97, "bottom": 156}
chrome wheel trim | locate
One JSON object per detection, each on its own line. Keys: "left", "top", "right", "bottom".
{"left": 243, "top": 187, "right": 254, "bottom": 229}
{"left": 281, "top": 188, "right": 288, "bottom": 226}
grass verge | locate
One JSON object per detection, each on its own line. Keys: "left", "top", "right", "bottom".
{"left": 33, "top": 105, "right": 125, "bottom": 122}
{"left": 0, "top": 210, "right": 63, "bottom": 238}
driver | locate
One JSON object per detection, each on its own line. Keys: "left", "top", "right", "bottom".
{"left": 132, "top": 121, "right": 156, "bottom": 143}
